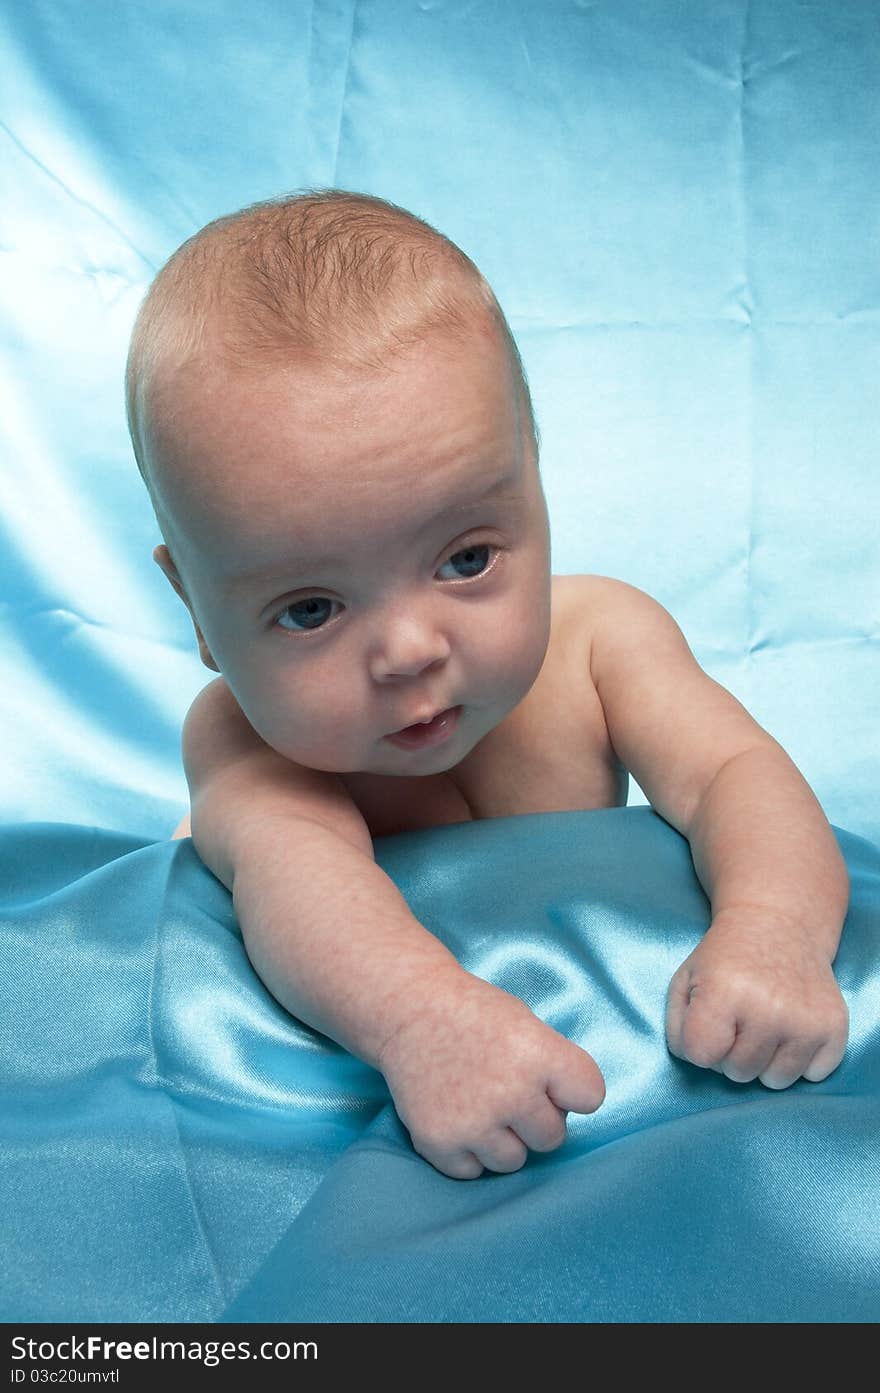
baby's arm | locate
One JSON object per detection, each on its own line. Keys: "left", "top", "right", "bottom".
{"left": 590, "top": 578, "right": 850, "bottom": 1088}
{"left": 180, "top": 679, "right": 605, "bottom": 1179}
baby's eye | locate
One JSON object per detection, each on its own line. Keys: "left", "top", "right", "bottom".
{"left": 275, "top": 596, "right": 340, "bottom": 632}
{"left": 436, "top": 544, "right": 495, "bottom": 581}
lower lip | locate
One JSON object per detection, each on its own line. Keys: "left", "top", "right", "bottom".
{"left": 385, "top": 705, "right": 462, "bottom": 751}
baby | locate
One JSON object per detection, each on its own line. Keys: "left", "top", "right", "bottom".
{"left": 126, "top": 189, "right": 850, "bottom": 1180}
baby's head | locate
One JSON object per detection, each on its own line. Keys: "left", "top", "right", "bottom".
{"left": 126, "top": 189, "right": 552, "bottom": 776}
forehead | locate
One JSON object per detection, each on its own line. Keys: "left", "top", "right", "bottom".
{"left": 146, "top": 325, "right": 525, "bottom": 570}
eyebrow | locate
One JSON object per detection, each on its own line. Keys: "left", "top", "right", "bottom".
{"left": 224, "top": 471, "right": 521, "bottom": 593}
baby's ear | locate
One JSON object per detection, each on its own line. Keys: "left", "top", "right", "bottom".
{"left": 153, "top": 545, "right": 186, "bottom": 602}
{"left": 153, "top": 545, "right": 220, "bottom": 673}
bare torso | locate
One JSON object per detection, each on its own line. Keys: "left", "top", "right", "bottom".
{"left": 339, "top": 574, "right": 629, "bottom": 839}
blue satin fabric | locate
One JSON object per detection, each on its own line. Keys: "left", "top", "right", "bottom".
{"left": 2, "top": 808, "right": 878, "bottom": 1323}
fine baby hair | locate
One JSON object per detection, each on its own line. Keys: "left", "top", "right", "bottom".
{"left": 124, "top": 188, "right": 539, "bottom": 519}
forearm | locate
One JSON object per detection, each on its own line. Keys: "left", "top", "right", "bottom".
{"left": 687, "top": 745, "right": 850, "bottom": 961}
{"left": 226, "top": 815, "right": 466, "bottom": 1070}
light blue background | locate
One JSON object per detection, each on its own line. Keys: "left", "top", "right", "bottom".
{"left": 1, "top": 0, "right": 877, "bottom": 846}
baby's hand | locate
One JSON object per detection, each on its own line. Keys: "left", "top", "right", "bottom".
{"left": 665, "top": 908, "right": 849, "bottom": 1088}
{"left": 378, "top": 971, "right": 605, "bottom": 1179}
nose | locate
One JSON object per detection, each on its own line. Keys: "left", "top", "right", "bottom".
{"left": 368, "top": 607, "right": 452, "bottom": 683}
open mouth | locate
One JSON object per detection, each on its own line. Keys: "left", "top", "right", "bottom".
{"left": 384, "top": 705, "right": 462, "bottom": 751}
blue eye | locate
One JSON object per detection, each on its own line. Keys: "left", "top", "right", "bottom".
{"left": 437, "top": 545, "right": 493, "bottom": 581}
{"left": 276, "top": 596, "right": 338, "bottom": 632}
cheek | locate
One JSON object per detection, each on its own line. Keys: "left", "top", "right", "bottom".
{"left": 192, "top": 605, "right": 366, "bottom": 759}
{"left": 461, "top": 589, "right": 549, "bottom": 693}
{"left": 249, "top": 649, "right": 367, "bottom": 751}
{"left": 513, "top": 609, "right": 552, "bottom": 690}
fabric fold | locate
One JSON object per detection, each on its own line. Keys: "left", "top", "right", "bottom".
{"left": 2, "top": 809, "right": 878, "bottom": 1321}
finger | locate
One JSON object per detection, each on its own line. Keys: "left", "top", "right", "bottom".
{"left": 665, "top": 965, "right": 692, "bottom": 1059}
{"left": 803, "top": 1000, "right": 849, "bottom": 1082}
{"left": 759, "top": 1036, "right": 825, "bottom": 1090}
{"left": 511, "top": 1096, "right": 568, "bottom": 1154}
{"left": 675, "top": 989, "right": 738, "bottom": 1070}
{"left": 802, "top": 1033, "right": 848, "bottom": 1084}
{"left": 546, "top": 1044, "right": 605, "bottom": 1115}
{"left": 476, "top": 1127, "right": 529, "bottom": 1175}
{"left": 415, "top": 1142, "right": 484, "bottom": 1181}
{"left": 717, "top": 1029, "right": 781, "bottom": 1084}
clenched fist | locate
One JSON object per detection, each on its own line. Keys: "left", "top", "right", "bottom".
{"left": 666, "top": 907, "right": 848, "bottom": 1088}
{"left": 378, "top": 970, "right": 605, "bottom": 1179}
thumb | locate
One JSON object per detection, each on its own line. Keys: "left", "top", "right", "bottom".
{"left": 546, "top": 1039, "right": 605, "bottom": 1115}
{"left": 665, "top": 962, "right": 692, "bottom": 1059}
{"left": 674, "top": 985, "right": 737, "bottom": 1070}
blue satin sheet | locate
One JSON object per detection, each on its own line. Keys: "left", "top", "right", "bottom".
{"left": 2, "top": 0, "right": 879, "bottom": 1325}
{"left": 2, "top": 809, "right": 879, "bottom": 1323}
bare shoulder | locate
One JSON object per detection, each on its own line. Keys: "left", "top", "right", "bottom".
{"left": 558, "top": 574, "right": 689, "bottom": 681}
{"left": 180, "top": 677, "right": 373, "bottom": 858}
{"left": 558, "top": 571, "right": 665, "bottom": 612}
{"left": 544, "top": 573, "right": 627, "bottom": 692}
{"left": 553, "top": 571, "right": 667, "bottom": 647}
{"left": 552, "top": 571, "right": 646, "bottom": 617}
{"left": 181, "top": 676, "right": 268, "bottom": 787}
{"left": 559, "top": 574, "right": 778, "bottom": 836}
